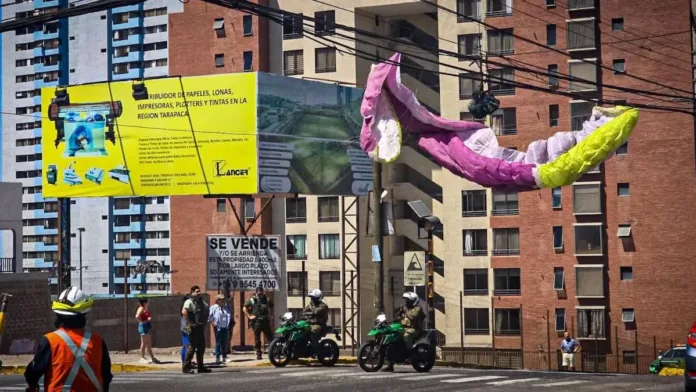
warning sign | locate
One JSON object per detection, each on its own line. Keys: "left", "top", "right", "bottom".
{"left": 404, "top": 251, "right": 426, "bottom": 286}
{"left": 206, "top": 235, "right": 281, "bottom": 291}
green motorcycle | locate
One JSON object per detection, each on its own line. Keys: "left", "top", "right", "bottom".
{"left": 357, "top": 314, "right": 436, "bottom": 372}
{"left": 268, "top": 311, "right": 341, "bottom": 367}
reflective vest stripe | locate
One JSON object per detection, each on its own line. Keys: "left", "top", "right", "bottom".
{"left": 54, "top": 329, "right": 103, "bottom": 392}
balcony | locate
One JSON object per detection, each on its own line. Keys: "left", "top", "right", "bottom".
{"left": 33, "top": 30, "right": 59, "bottom": 41}
{"left": 493, "top": 288, "right": 521, "bottom": 296}
{"left": 113, "top": 240, "right": 143, "bottom": 250}
{"left": 34, "top": 0, "right": 59, "bottom": 7}
{"left": 112, "top": 34, "right": 141, "bottom": 48}
{"left": 114, "top": 222, "right": 145, "bottom": 232}
{"left": 34, "top": 62, "right": 60, "bottom": 74}
{"left": 112, "top": 18, "right": 141, "bottom": 30}
{"left": 112, "top": 67, "right": 142, "bottom": 81}
{"left": 113, "top": 50, "right": 142, "bottom": 64}
{"left": 567, "top": 0, "right": 595, "bottom": 10}
{"left": 387, "top": 19, "right": 438, "bottom": 55}
{"left": 112, "top": 4, "right": 140, "bottom": 13}
{"left": 0, "top": 258, "right": 15, "bottom": 273}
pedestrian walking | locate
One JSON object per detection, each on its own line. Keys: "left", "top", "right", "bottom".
{"left": 24, "top": 286, "right": 113, "bottom": 392}
{"left": 243, "top": 286, "right": 274, "bottom": 360}
{"left": 136, "top": 298, "right": 159, "bottom": 364}
{"left": 209, "top": 294, "right": 232, "bottom": 364}
{"left": 180, "top": 294, "right": 190, "bottom": 365}
{"left": 561, "top": 331, "right": 580, "bottom": 371}
{"left": 182, "top": 286, "right": 211, "bottom": 374}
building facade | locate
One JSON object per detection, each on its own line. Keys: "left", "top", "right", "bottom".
{"left": 0, "top": 0, "right": 185, "bottom": 295}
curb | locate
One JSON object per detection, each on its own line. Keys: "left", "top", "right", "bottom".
{"left": 253, "top": 357, "right": 498, "bottom": 370}
{"left": 1, "top": 364, "right": 160, "bottom": 376}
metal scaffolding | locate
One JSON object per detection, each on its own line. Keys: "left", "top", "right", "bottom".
{"left": 340, "top": 196, "right": 360, "bottom": 354}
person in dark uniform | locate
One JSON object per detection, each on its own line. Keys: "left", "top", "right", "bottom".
{"left": 304, "top": 289, "right": 329, "bottom": 355}
{"left": 382, "top": 292, "right": 425, "bottom": 372}
{"left": 243, "top": 286, "right": 274, "bottom": 360}
{"left": 182, "top": 286, "right": 211, "bottom": 374}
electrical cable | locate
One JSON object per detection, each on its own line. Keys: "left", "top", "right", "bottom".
{"left": 220, "top": 0, "right": 694, "bottom": 114}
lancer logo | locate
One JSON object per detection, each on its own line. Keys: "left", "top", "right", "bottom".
{"left": 213, "top": 161, "right": 250, "bottom": 177}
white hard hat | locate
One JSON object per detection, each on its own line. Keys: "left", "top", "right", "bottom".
{"left": 308, "top": 289, "right": 323, "bottom": 301}
{"left": 403, "top": 292, "right": 419, "bottom": 305}
{"left": 52, "top": 286, "right": 94, "bottom": 315}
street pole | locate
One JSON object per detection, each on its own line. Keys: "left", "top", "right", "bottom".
{"left": 78, "top": 228, "right": 85, "bottom": 290}
{"left": 426, "top": 228, "right": 434, "bottom": 330}
{"left": 371, "top": 161, "right": 384, "bottom": 314}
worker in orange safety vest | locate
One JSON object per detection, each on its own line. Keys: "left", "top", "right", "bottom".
{"left": 24, "top": 286, "right": 113, "bottom": 392}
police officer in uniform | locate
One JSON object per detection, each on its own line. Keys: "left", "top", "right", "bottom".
{"left": 24, "top": 286, "right": 113, "bottom": 392}
{"left": 182, "top": 285, "right": 211, "bottom": 374}
{"left": 244, "top": 286, "right": 274, "bottom": 360}
{"left": 382, "top": 292, "right": 426, "bottom": 372}
{"left": 303, "top": 289, "right": 329, "bottom": 355}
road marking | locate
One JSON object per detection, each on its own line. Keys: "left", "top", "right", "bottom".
{"left": 0, "top": 387, "right": 27, "bottom": 391}
{"left": 486, "top": 377, "right": 541, "bottom": 385}
{"left": 247, "top": 367, "right": 323, "bottom": 374}
{"left": 357, "top": 373, "right": 409, "bottom": 379}
{"left": 441, "top": 375, "right": 507, "bottom": 383}
{"left": 281, "top": 370, "right": 351, "bottom": 377}
{"left": 397, "top": 373, "right": 460, "bottom": 381}
{"left": 532, "top": 380, "right": 588, "bottom": 387}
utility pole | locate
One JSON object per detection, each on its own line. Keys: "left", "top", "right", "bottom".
{"left": 78, "top": 228, "right": 85, "bottom": 290}
{"left": 372, "top": 161, "right": 384, "bottom": 314}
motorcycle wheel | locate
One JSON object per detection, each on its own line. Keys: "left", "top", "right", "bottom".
{"left": 357, "top": 341, "right": 384, "bottom": 372}
{"left": 411, "top": 343, "right": 435, "bottom": 372}
{"left": 318, "top": 339, "right": 340, "bottom": 367}
{"left": 268, "top": 337, "right": 291, "bottom": 367}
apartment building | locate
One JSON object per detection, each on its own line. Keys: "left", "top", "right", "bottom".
{"left": 0, "top": 0, "right": 185, "bottom": 295}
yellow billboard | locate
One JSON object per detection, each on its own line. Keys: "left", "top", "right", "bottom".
{"left": 41, "top": 73, "right": 258, "bottom": 197}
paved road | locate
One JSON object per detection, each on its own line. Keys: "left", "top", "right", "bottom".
{"left": 0, "top": 365, "right": 685, "bottom": 391}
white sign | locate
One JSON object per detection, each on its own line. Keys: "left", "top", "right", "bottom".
{"left": 404, "top": 251, "right": 426, "bottom": 286}
{"left": 206, "top": 235, "right": 281, "bottom": 291}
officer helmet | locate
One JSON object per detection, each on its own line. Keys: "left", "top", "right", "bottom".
{"left": 52, "top": 286, "right": 94, "bottom": 316}
{"left": 308, "top": 289, "right": 323, "bottom": 301}
{"left": 403, "top": 292, "right": 419, "bottom": 307}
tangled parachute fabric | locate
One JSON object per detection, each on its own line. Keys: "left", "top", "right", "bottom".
{"left": 359, "top": 53, "right": 639, "bottom": 191}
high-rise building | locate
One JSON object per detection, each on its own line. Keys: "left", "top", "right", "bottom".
{"left": 0, "top": 0, "right": 185, "bottom": 295}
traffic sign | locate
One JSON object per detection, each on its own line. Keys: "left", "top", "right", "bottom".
{"left": 404, "top": 251, "right": 426, "bottom": 286}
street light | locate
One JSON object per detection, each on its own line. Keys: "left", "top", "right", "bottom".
{"left": 407, "top": 200, "right": 441, "bottom": 330}
{"left": 77, "top": 228, "right": 85, "bottom": 290}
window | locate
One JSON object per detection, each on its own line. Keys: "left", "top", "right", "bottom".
{"left": 555, "top": 308, "right": 565, "bottom": 331}
{"left": 319, "top": 271, "right": 340, "bottom": 296}
{"left": 319, "top": 234, "right": 340, "bottom": 259}
{"left": 491, "top": 108, "right": 516, "bottom": 135}
{"left": 287, "top": 271, "right": 307, "bottom": 296}
{"left": 286, "top": 198, "right": 307, "bottom": 223}
{"left": 493, "top": 228, "right": 519, "bottom": 255}
{"left": 287, "top": 235, "right": 307, "bottom": 259}
{"left": 463, "top": 229, "right": 488, "bottom": 256}
{"left": 494, "top": 268, "right": 520, "bottom": 295}
{"left": 568, "top": 60, "right": 597, "bottom": 91}
{"left": 617, "top": 183, "right": 630, "bottom": 197}
{"left": 575, "top": 265, "right": 604, "bottom": 297}
{"left": 492, "top": 190, "right": 518, "bottom": 215}
{"left": 612, "top": 18, "right": 624, "bottom": 31}
{"left": 143, "top": 7, "right": 167, "bottom": 17}
{"left": 576, "top": 308, "right": 605, "bottom": 338}
{"left": 548, "top": 64, "right": 559, "bottom": 88}
{"left": 552, "top": 187, "right": 562, "bottom": 208}
{"left": 284, "top": 50, "right": 304, "bottom": 76}
{"left": 553, "top": 226, "right": 563, "bottom": 250}
{"left": 315, "top": 10, "right": 335, "bottom": 35}
{"left": 572, "top": 183, "right": 601, "bottom": 215}
{"left": 211, "top": 53, "right": 224, "bottom": 68}
{"left": 144, "top": 24, "right": 167, "bottom": 34}
{"left": 620, "top": 266, "right": 633, "bottom": 281}
{"left": 494, "top": 309, "right": 520, "bottom": 335}
{"left": 546, "top": 0, "right": 555, "bottom": 7}
{"left": 487, "top": 29, "right": 514, "bottom": 55}
{"left": 462, "top": 190, "right": 486, "bottom": 217}
{"left": 245, "top": 197, "right": 255, "bottom": 219}
{"left": 459, "top": 73, "right": 483, "bottom": 99}
{"left": 458, "top": 34, "right": 481, "bottom": 57}
{"left": 460, "top": 112, "right": 485, "bottom": 123}
{"left": 613, "top": 59, "right": 625, "bottom": 74}
{"left": 283, "top": 14, "right": 303, "bottom": 39}
{"left": 456, "top": 0, "right": 481, "bottom": 20}
{"left": 215, "top": 199, "right": 226, "bottom": 212}
{"left": 570, "top": 101, "right": 594, "bottom": 131}
{"left": 318, "top": 196, "right": 339, "bottom": 222}
{"left": 623, "top": 351, "right": 636, "bottom": 365}
{"left": 566, "top": 19, "right": 596, "bottom": 50}
{"left": 616, "top": 142, "right": 628, "bottom": 155}
{"left": 549, "top": 104, "right": 559, "bottom": 127}
{"left": 114, "top": 199, "right": 131, "bottom": 210}
{"left": 464, "top": 308, "right": 489, "bottom": 335}
{"left": 329, "top": 309, "right": 341, "bottom": 329}
{"left": 546, "top": 24, "right": 556, "bottom": 46}
{"left": 243, "top": 51, "right": 253, "bottom": 71}
{"left": 487, "top": 0, "right": 511, "bottom": 16}
{"left": 567, "top": 0, "right": 594, "bottom": 10}
{"left": 574, "top": 224, "right": 602, "bottom": 255}
{"left": 553, "top": 267, "right": 564, "bottom": 290}
{"left": 488, "top": 68, "right": 515, "bottom": 95}
{"left": 463, "top": 269, "right": 488, "bottom": 295}
{"left": 213, "top": 17, "right": 224, "bottom": 31}
{"left": 315, "top": 47, "right": 336, "bottom": 73}
{"left": 622, "top": 308, "right": 635, "bottom": 323}
{"left": 243, "top": 15, "right": 253, "bottom": 36}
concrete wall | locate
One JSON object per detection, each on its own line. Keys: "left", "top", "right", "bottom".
{"left": 0, "top": 273, "right": 52, "bottom": 354}
{"left": 0, "top": 182, "right": 23, "bottom": 272}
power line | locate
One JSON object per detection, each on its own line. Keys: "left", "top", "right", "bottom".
{"left": 416, "top": 0, "right": 695, "bottom": 97}
{"left": 223, "top": 0, "right": 693, "bottom": 115}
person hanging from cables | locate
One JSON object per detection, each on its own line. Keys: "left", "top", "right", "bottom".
{"left": 24, "top": 286, "right": 113, "bottom": 392}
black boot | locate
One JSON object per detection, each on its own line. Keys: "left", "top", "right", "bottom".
{"left": 381, "top": 362, "right": 394, "bottom": 372}
{"left": 198, "top": 367, "right": 211, "bottom": 373}
{"left": 256, "top": 350, "right": 263, "bottom": 360}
